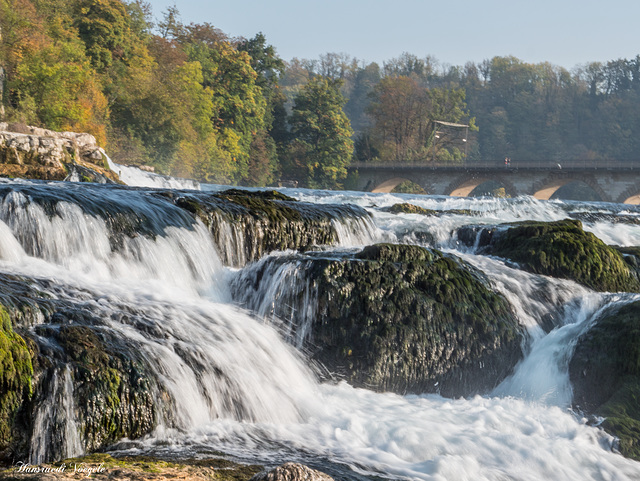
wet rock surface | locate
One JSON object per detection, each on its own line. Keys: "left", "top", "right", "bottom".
{"left": 250, "top": 463, "right": 334, "bottom": 481}
{"left": 458, "top": 219, "right": 640, "bottom": 292}
{"left": 0, "top": 274, "right": 159, "bottom": 463}
{"left": 569, "top": 300, "right": 640, "bottom": 461}
{"left": 234, "top": 244, "right": 524, "bottom": 398}
{"left": 173, "top": 189, "right": 371, "bottom": 267}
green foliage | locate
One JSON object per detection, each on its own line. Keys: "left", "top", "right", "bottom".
{"left": 289, "top": 76, "right": 354, "bottom": 188}
{"left": 10, "top": 39, "right": 108, "bottom": 141}
{"left": 74, "top": 0, "right": 132, "bottom": 71}
{"left": 490, "top": 219, "right": 640, "bottom": 292}
{"left": 365, "top": 76, "right": 473, "bottom": 162}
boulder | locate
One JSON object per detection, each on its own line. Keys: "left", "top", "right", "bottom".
{"left": 569, "top": 300, "right": 640, "bottom": 460}
{"left": 173, "top": 189, "right": 372, "bottom": 267}
{"left": 235, "top": 244, "right": 524, "bottom": 397}
{"left": 250, "top": 463, "right": 334, "bottom": 481}
{"left": 460, "top": 219, "right": 640, "bottom": 293}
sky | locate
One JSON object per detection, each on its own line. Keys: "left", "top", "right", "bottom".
{"left": 144, "top": 0, "right": 640, "bottom": 70}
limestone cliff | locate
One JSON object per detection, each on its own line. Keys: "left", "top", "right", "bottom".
{"left": 0, "top": 123, "right": 118, "bottom": 183}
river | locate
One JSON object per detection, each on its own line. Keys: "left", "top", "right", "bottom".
{"left": 1, "top": 172, "right": 639, "bottom": 480}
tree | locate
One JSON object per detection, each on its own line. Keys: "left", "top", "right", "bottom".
{"left": 367, "top": 76, "right": 429, "bottom": 161}
{"left": 11, "top": 39, "right": 108, "bottom": 141}
{"left": 289, "top": 76, "right": 353, "bottom": 189}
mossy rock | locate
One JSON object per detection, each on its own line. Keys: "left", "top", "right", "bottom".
{"left": 39, "top": 324, "right": 157, "bottom": 454}
{"left": 383, "top": 204, "right": 478, "bottom": 217}
{"left": 391, "top": 180, "right": 427, "bottom": 194}
{"left": 383, "top": 203, "right": 438, "bottom": 215}
{"left": 488, "top": 219, "right": 640, "bottom": 292}
{"left": 310, "top": 244, "right": 523, "bottom": 396}
{"left": 173, "top": 190, "right": 369, "bottom": 267}
{"left": 569, "top": 301, "right": 640, "bottom": 460}
{"left": 0, "top": 305, "right": 34, "bottom": 459}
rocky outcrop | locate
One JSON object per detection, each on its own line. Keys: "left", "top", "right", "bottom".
{"left": 0, "top": 273, "right": 159, "bottom": 463}
{"left": 250, "top": 463, "right": 334, "bottom": 481}
{"left": 172, "top": 189, "right": 372, "bottom": 267}
{"left": 569, "top": 300, "right": 640, "bottom": 460}
{"left": 234, "top": 244, "right": 524, "bottom": 397}
{"left": 0, "top": 123, "right": 118, "bottom": 183}
{"left": 382, "top": 202, "right": 476, "bottom": 216}
{"left": 457, "top": 219, "right": 640, "bottom": 293}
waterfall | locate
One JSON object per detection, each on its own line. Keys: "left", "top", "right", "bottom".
{"left": 30, "top": 367, "right": 83, "bottom": 463}
{"left": 102, "top": 150, "right": 200, "bottom": 190}
{"left": 0, "top": 181, "right": 639, "bottom": 479}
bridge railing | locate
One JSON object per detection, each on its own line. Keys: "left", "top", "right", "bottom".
{"left": 349, "top": 160, "right": 640, "bottom": 170}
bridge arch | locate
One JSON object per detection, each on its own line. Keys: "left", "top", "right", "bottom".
{"left": 532, "top": 175, "right": 610, "bottom": 202}
{"left": 446, "top": 176, "right": 518, "bottom": 198}
{"left": 616, "top": 186, "right": 640, "bottom": 204}
{"left": 371, "top": 177, "right": 419, "bottom": 193}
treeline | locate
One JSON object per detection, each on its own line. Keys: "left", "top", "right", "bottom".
{"left": 1, "top": 0, "right": 639, "bottom": 190}
{"left": 0, "top": 0, "right": 352, "bottom": 188}
{"left": 284, "top": 52, "right": 640, "bottom": 164}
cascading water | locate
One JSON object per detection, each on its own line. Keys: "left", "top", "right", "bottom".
{"left": 103, "top": 150, "right": 201, "bottom": 190}
{"left": 1, "top": 179, "right": 640, "bottom": 479}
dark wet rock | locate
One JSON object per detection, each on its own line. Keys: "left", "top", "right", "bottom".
{"left": 383, "top": 203, "right": 477, "bottom": 217}
{"left": 455, "top": 225, "right": 497, "bottom": 249}
{"left": 458, "top": 219, "right": 640, "bottom": 292}
{"left": 382, "top": 203, "right": 437, "bottom": 215}
{"left": 250, "top": 463, "right": 334, "bottom": 481}
{"left": 569, "top": 211, "right": 640, "bottom": 226}
{"left": 173, "top": 189, "right": 372, "bottom": 267}
{"left": 569, "top": 300, "right": 640, "bottom": 460}
{"left": 235, "top": 244, "right": 524, "bottom": 397}
{"left": 0, "top": 274, "right": 159, "bottom": 463}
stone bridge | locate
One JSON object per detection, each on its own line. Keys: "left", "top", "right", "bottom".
{"left": 348, "top": 161, "right": 640, "bottom": 204}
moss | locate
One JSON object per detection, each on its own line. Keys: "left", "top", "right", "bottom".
{"left": 600, "top": 379, "right": 640, "bottom": 460}
{"left": 41, "top": 325, "right": 156, "bottom": 453}
{"left": 391, "top": 180, "right": 427, "bottom": 194}
{"left": 570, "top": 301, "right": 640, "bottom": 460}
{"left": 0, "top": 305, "right": 33, "bottom": 455}
{"left": 490, "top": 219, "right": 640, "bottom": 292}
{"left": 383, "top": 203, "right": 438, "bottom": 215}
{"left": 311, "top": 244, "right": 523, "bottom": 396}
{"left": 216, "top": 188, "right": 297, "bottom": 202}
{"left": 173, "top": 190, "right": 368, "bottom": 267}
{"left": 383, "top": 204, "right": 478, "bottom": 217}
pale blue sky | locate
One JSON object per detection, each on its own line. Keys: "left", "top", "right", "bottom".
{"left": 145, "top": 0, "right": 640, "bottom": 70}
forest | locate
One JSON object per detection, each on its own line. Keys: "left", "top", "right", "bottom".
{"left": 1, "top": 0, "right": 640, "bottom": 188}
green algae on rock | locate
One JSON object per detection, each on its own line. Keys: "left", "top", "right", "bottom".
{"left": 0, "top": 305, "right": 33, "bottom": 460}
{"left": 569, "top": 300, "right": 640, "bottom": 460}
{"left": 174, "top": 189, "right": 371, "bottom": 267}
{"left": 303, "top": 244, "right": 524, "bottom": 397}
{"left": 488, "top": 219, "right": 640, "bottom": 292}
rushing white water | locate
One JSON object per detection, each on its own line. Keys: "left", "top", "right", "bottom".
{"left": 1, "top": 182, "right": 640, "bottom": 479}
{"left": 30, "top": 367, "right": 83, "bottom": 463}
{"left": 104, "top": 150, "right": 200, "bottom": 190}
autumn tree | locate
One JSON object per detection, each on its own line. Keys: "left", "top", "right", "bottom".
{"left": 288, "top": 76, "right": 353, "bottom": 189}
